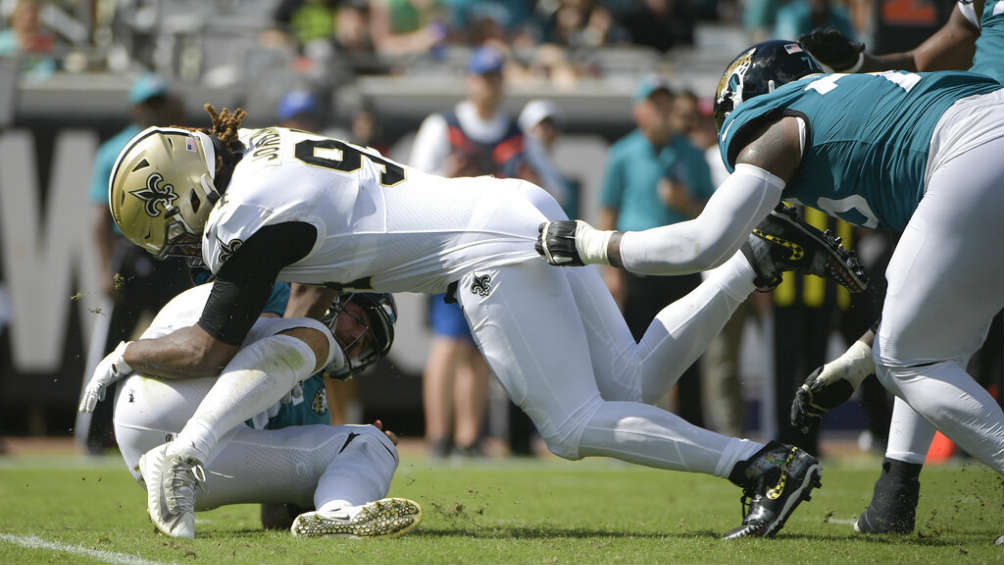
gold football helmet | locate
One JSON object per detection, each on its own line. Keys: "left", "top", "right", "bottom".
{"left": 108, "top": 126, "right": 221, "bottom": 260}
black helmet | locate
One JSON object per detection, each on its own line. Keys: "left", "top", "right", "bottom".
{"left": 323, "top": 292, "right": 397, "bottom": 379}
{"left": 713, "top": 40, "right": 823, "bottom": 133}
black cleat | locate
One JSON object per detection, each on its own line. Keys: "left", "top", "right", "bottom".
{"left": 724, "top": 441, "right": 822, "bottom": 539}
{"left": 742, "top": 205, "right": 869, "bottom": 293}
{"left": 854, "top": 458, "right": 920, "bottom": 534}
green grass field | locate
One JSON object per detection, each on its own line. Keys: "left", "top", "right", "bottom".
{"left": 1, "top": 453, "right": 1001, "bottom": 564}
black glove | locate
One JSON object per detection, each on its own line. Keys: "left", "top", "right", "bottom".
{"left": 799, "top": 27, "right": 865, "bottom": 71}
{"left": 535, "top": 221, "right": 584, "bottom": 266}
{"left": 790, "top": 365, "right": 856, "bottom": 434}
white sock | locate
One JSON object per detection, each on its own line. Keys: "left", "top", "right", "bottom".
{"left": 885, "top": 397, "right": 936, "bottom": 465}
{"left": 577, "top": 401, "right": 762, "bottom": 477}
{"left": 636, "top": 251, "right": 756, "bottom": 403}
{"left": 170, "top": 334, "right": 318, "bottom": 464}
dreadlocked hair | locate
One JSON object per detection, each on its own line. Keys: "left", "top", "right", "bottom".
{"left": 198, "top": 104, "right": 247, "bottom": 193}
{"left": 204, "top": 104, "right": 246, "bottom": 150}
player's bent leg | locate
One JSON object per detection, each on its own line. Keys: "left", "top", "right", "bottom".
{"left": 876, "top": 361, "right": 1004, "bottom": 474}
{"left": 873, "top": 137, "right": 1004, "bottom": 475}
{"left": 458, "top": 262, "right": 819, "bottom": 537}
{"left": 562, "top": 251, "right": 756, "bottom": 404}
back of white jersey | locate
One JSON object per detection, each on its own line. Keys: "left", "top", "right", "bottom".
{"left": 202, "top": 127, "right": 560, "bottom": 293}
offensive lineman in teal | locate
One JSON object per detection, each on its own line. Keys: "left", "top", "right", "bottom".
{"left": 536, "top": 39, "right": 1004, "bottom": 506}
{"left": 788, "top": 0, "right": 1002, "bottom": 534}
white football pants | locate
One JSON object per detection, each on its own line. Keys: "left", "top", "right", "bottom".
{"left": 457, "top": 249, "right": 763, "bottom": 477}
{"left": 113, "top": 375, "right": 399, "bottom": 511}
{"left": 873, "top": 93, "right": 1004, "bottom": 474}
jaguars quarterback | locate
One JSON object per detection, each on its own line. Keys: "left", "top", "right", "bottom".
{"left": 86, "top": 100, "right": 865, "bottom": 540}
{"left": 538, "top": 39, "right": 1004, "bottom": 511}
{"left": 83, "top": 275, "right": 418, "bottom": 539}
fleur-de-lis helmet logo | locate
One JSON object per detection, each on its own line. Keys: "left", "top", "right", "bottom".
{"left": 129, "top": 172, "right": 178, "bottom": 217}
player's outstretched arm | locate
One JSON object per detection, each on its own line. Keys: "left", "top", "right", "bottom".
{"left": 791, "top": 328, "right": 876, "bottom": 434}
{"left": 800, "top": 4, "right": 980, "bottom": 74}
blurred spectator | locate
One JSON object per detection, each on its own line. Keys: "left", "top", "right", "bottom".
{"left": 369, "top": 0, "right": 447, "bottom": 57}
{"left": 542, "top": 0, "right": 627, "bottom": 49}
{"left": 77, "top": 74, "right": 192, "bottom": 454}
{"left": 409, "top": 46, "right": 509, "bottom": 458}
{"left": 348, "top": 101, "right": 390, "bottom": 155}
{"left": 278, "top": 89, "right": 324, "bottom": 132}
{"left": 615, "top": 0, "right": 698, "bottom": 51}
{"left": 0, "top": 0, "right": 57, "bottom": 80}
{"left": 742, "top": 0, "right": 782, "bottom": 42}
{"left": 518, "top": 99, "right": 580, "bottom": 218}
{"left": 597, "top": 75, "right": 714, "bottom": 427}
{"left": 774, "top": 0, "right": 857, "bottom": 41}
{"left": 271, "top": 0, "right": 340, "bottom": 49}
{"left": 771, "top": 206, "right": 857, "bottom": 456}
{"left": 689, "top": 96, "right": 759, "bottom": 437}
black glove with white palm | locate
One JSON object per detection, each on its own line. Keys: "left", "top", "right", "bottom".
{"left": 536, "top": 220, "right": 618, "bottom": 267}
{"left": 790, "top": 338, "right": 875, "bottom": 434}
{"left": 798, "top": 27, "right": 866, "bottom": 72}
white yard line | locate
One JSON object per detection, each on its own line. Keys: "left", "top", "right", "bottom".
{"left": 0, "top": 533, "right": 176, "bottom": 565}
{"left": 824, "top": 518, "right": 858, "bottom": 526}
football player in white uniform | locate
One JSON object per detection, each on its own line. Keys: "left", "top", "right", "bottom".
{"left": 82, "top": 280, "right": 420, "bottom": 539}
{"left": 97, "top": 105, "right": 864, "bottom": 540}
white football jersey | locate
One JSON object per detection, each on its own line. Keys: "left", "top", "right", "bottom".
{"left": 202, "top": 127, "right": 556, "bottom": 293}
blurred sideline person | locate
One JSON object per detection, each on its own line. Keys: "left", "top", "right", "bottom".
{"left": 94, "top": 106, "right": 867, "bottom": 539}
{"left": 518, "top": 99, "right": 581, "bottom": 219}
{"left": 410, "top": 46, "right": 567, "bottom": 457}
{"left": 598, "top": 75, "right": 715, "bottom": 427}
{"left": 538, "top": 39, "right": 1003, "bottom": 522}
{"left": 84, "top": 279, "right": 418, "bottom": 538}
{"left": 76, "top": 74, "right": 190, "bottom": 454}
{"left": 794, "top": 0, "right": 1003, "bottom": 533}
{"left": 688, "top": 97, "right": 760, "bottom": 438}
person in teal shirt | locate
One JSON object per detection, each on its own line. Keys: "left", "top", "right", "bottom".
{"left": 598, "top": 75, "right": 715, "bottom": 427}
{"left": 77, "top": 74, "right": 192, "bottom": 455}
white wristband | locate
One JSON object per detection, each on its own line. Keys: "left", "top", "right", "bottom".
{"left": 821, "top": 339, "right": 874, "bottom": 389}
{"left": 573, "top": 220, "right": 613, "bottom": 265}
{"left": 111, "top": 340, "right": 133, "bottom": 377}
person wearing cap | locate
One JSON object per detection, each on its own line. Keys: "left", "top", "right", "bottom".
{"left": 597, "top": 75, "right": 715, "bottom": 427}
{"left": 277, "top": 89, "right": 323, "bottom": 132}
{"left": 77, "top": 73, "right": 189, "bottom": 454}
{"left": 410, "top": 45, "right": 565, "bottom": 458}
{"left": 519, "top": 99, "right": 579, "bottom": 219}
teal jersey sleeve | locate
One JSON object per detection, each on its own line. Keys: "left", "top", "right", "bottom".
{"left": 970, "top": 1, "right": 1004, "bottom": 84}
{"left": 719, "top": 70, "right": 1001, "bottom": 231}
{"left": 264, "top": 374, "right": 330, "bottom": 429}
{"left": 263, "top": 282, "right": 291, "bottom": 316}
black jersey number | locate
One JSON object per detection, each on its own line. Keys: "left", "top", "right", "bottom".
{"left": 294, "top": 139, "right": 405, "bottom": 186}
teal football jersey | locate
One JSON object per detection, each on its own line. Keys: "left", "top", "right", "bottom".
{"left": 971, "top": 0, "right": 1003, "bottom": 83}
{"left": 719, "top": 70, "right": 1001, "bottom": 230}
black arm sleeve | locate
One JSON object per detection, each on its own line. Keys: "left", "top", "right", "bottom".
{"left": 197, "top": 221, "right": 317, "bottom": 345}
